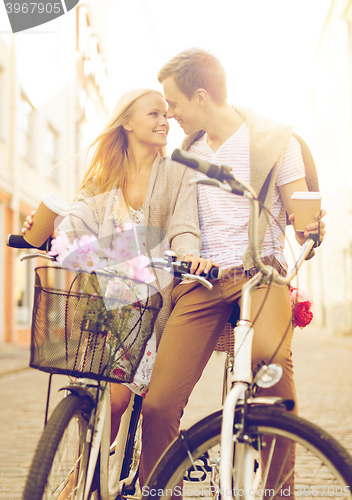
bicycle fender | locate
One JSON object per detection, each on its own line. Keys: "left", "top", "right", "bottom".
{"left": 247, "top": 396, "right": 295, "bottom": 411}
{"left": 58, "top": 385, "right": 95, "bottom": 405}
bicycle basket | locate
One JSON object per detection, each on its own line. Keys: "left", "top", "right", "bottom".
{"left": 29, "top": 266, "right": 162, "bottom": 383}
{"left": 215, "top": 323, "right": 234, "bottom": 356}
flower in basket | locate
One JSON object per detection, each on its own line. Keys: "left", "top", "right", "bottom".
{"left": 50, "top": 230, "right": 156, "bottom": 313}
{"left": 49, "top": 230, "right": 155, "bottom": 287}
{"left": 48, "top": 230, "right": 158, "bottom": 383}
{"left": 290, "top": 287, "right": 314, "bottom": 329}
{"left": 49, "top": 232, "right": 106, "bottom": 272}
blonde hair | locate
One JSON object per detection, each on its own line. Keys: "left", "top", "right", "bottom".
{"left": 77, "top": 89, "right": 166, "bottom": 221}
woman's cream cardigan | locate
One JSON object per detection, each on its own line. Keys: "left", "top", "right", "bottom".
{"left": 58, "top": 154, "right": 201, "bottom": 344}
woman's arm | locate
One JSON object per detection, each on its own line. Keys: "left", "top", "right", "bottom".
{"left": 167, "top": 165, "right": 201, "bottom": 257}
{"left": 22, "top": 199, "right": 99, "bottom": 243}
{"left": 167, "top": 165, "right": 218, "bottom": 275}
{"left": 58, "top": 199, "right": 99, "bottom": 242}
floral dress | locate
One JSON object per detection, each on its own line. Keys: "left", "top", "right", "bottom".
{"left": 112, "top": 196, "right": 157, "bottom": 398}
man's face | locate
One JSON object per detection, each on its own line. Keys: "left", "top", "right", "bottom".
{"left": 162, "top": 77, "right": 202, "bottom": 135}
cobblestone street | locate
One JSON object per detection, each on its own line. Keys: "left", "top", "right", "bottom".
{"left": 1, "top": 328, "right": 352, "bottom": 499}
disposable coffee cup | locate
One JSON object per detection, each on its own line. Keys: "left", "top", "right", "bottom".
{"left": 23, "top": 193, "right": 69, "bottom": 247}
{"left": 291, "top": 192, "right": 322, "bottom": 232}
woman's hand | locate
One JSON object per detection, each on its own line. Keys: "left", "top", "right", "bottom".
{"left": 21, "top": 211, "right": 36, "bottom": 235}
{"left": 183, "top": 255, "right": 219, "bottom": 275}
{"left": 288, "top": 209, "right": 326, "bottom": 246}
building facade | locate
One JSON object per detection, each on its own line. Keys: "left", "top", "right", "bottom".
{"left": 0, "top": 3, "right": 109, "bottom": 345}
{"left": 309, "top": 0, "right": 352, "bottom": 333}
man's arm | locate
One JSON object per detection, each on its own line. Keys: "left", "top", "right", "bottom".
{"left": 279, "top": 178, "right": 326, "bottom": 246}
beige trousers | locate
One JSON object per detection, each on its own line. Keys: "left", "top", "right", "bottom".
{"left": 140, "top": 267, "right": 296, "bottom": 496}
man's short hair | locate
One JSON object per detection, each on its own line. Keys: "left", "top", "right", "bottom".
{"left": 158, "top": 48, "right": 227, "bottom": 106}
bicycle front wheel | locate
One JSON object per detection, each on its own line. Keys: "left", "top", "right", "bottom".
{"left": 145, "top": 406, "right": 352, "bottom": 499}
{"left": 22, "top": 393, "right": 95, "bottom": 500}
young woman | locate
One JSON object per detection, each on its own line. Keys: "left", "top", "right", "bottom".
{"left": 23, "top": 88, "right": 212, "bottom": 498}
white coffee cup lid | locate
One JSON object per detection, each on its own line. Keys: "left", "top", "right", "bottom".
{"left": 42, "top": 193, "right": 70, "bottom": 215}
{"left": 291, "top": 191, "right": 321, "bottom": 200}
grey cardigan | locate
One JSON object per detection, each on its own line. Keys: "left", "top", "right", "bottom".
{"left": 59, "top": 154, "right": 201, "bottom": 343}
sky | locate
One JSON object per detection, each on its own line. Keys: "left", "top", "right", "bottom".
{"left": 106, "top": 0, "right": 332, "bottom": 152}
{"left": 0, "top": 0, "right": 332, "bottom": 152}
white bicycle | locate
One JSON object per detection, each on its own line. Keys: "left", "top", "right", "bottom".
{"left": 7, "top": 234, "right": 220, "bottom": 500}
{"left": 144, "top": 150, "right": 352, "bottom": 499}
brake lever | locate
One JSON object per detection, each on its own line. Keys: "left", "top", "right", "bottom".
{"left": 181, "top": 273, "right": 213, "bottom": 290}
{"left": 189, "top": 177, "right": 232, "bottom": 192}
{"left": 20, "top": 253, "right": 55, "bottom": 262}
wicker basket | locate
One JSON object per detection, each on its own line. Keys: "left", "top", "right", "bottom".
{"left": 214, "top": 323, "right": 235, "bottom": 356}
{"left": 29, "top": 266, "right": 162, "bottom": 383}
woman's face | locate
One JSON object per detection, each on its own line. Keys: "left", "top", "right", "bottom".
{"left": 125, "top": 93, "right": 169, "bottom": 149}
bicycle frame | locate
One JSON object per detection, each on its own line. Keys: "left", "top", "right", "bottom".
{"left": 216, "top": 187, "right": 316, "bottom": 499}
{"left": 169, "top": 148, "right": 319, "bottom": 497}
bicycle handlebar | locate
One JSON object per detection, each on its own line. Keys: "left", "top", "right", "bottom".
{"left": 6, "top": 234, "right": 220, "bottom": 288}
{"left": 172, "top": 148, "right": 318, "bottom": 286}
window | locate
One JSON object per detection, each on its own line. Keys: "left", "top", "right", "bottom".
{"left": 17, "top": 94, "right": 33, "bottom": 162}
{"left": 45, "top": 124, "right": 60, "bottom": 184}
{"left": 77, "top": 6, "right": 90, "bottom": 55}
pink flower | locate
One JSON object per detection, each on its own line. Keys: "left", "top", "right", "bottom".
{"left": 125, "top": 255, "right": 155, "bottom": 284}
{"left": 106, "top": 276, "right": 126, "bottom": 298}
{"left": 133, "top": 266, "right": 155, "bottom": 284}
{"left": 49, "top": 231, "right": 70, "bottom": 256}
{"left": 290, "top": 287, "right": 313, "bottom": 305}
{"left": 103, "top": 237, "right": 134, "bottom": 262}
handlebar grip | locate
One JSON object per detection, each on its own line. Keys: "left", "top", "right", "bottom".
{"left": 172, "top": 149, "right": 231, "bottom": 181}
{"left": 177, "top": 261, "right": 221, "bottom": 280}
{"left": 199, "top": 266, "right": 221, "bottom": 279}
{"left": 6, "top": 234, "right": 51, "bottom": 251}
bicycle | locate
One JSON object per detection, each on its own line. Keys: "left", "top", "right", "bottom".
{"left": 142, "top": 149, "right": 352, "bottom": 499}
{"left": 6, "top": 234, "right": 221, "bottom": 500}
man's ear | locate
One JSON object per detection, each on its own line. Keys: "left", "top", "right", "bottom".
{"left": 196, "top": 88, "right": 208, "bottom": 107}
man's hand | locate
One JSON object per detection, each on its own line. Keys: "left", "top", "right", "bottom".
{"left": 183, "top": 255, "right": 219, "bottom": 275}
{"left": 288, "top": 209, "right": 326, "bottom": 246}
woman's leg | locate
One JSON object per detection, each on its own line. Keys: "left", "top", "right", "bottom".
{"left": 110, "top": 383, "right": 132, "bottom": 445}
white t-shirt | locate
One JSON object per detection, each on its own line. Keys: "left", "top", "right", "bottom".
{"left": 188, "top": 124, "right": 305, "bottom": 269}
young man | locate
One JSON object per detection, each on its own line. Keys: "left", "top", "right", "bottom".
{"left": 140, "top": 48, "right": 325, "bottom": 495}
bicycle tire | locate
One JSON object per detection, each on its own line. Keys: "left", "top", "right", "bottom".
{"left": 145, "top": 406, "right": 352, "bottom": 499}
{"left": 22, "top": 393, "right": 95, "bottom": 500}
